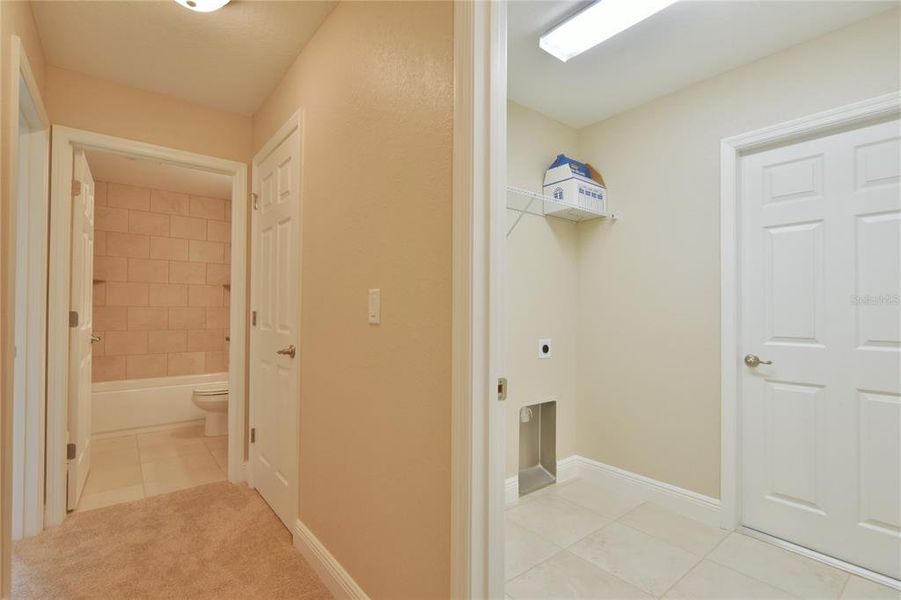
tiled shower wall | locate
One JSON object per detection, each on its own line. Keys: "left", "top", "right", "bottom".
{"left": 91, "top": 181, "right": 231, "bottom": 382}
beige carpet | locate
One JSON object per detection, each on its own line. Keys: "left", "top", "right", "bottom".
{"left": 13, "top": 482, "right": 332, "bottom": 600}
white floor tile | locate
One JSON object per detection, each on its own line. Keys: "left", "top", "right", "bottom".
{"left": 137, "top": 438, "right": 211, "bottom": 463}
{"left": 841, "top": 576, "right": 901, "bottom": 600}
{"left": 140, "top": 450, "right": 220, "bottom": 482}
{"left": 549, "top": 479, "right": 644, "bottom": 520}
{"left": 505, "top": 519, "right": 563, "bottom": 581}
{"left": 143, "top": 467, "right": 225, "bottom": 497}
{"left": 569, "top": 522, "right": 702, "bottom": 596}
{"left": 618, "top": 502, "right": 727, "bottom": 556}
{"left": 708, "top": 533, "right": 848, "bottom": 599}
{"left": 76, "top": 484, "right": 145, "bottom": 513}
{"left": 83, "top": 461, "right": 143, "bottom": 495}
{"left": 506, "top": 551, "right": 651, "bottom": 599}
{"left": 506, "top": 495, "right": 610, "bottom": 548}
{"left": 664, "top": 559, "right": 795, "bottom": 599}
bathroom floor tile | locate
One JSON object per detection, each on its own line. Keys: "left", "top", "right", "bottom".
{"left": 505, "top": 550, "right": 651, "bottom": 599}
{"left": 569, "top": 522, "right": 702, "bottom": 596}
{"left": 618, "top": 502, "right": 727, "bottom": 556}
{"left": 83, "top": 461, "right": 143, "bottom": 495}
{"left": 708, "top": 533, "right": 848, "bottom": 599}
{"left": 76, "top": 484, "right": 146, "bottom": 513}
{"left": 506, "top": 495, "right": 609, "bottom": 548}
{"left": 140, "top": 451, "right": 220, "bottom": 482}
{"left": 143, "top": 467, "right": 225, "bottom": 497}
{"left": 664, "top": 559, "right": 794, "bottom": 599}
{"left": 92, "top": 435, "right": 139, "bottom": 457}
{"left": 137, "top": 437, "right": 210, "bottom": 462}
{"left": 505, "top": 519, "right": 563, "bottom": 581}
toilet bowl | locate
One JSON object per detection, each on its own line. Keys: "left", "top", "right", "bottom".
{"left": 192, "top": 384, "right": 228, "bottom": 437}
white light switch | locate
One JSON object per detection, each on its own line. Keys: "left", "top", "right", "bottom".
{"left": 368, "top": 288, "right": 381, "bottom": 325}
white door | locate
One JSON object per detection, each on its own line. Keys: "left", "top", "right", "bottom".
{"left": 67, "top": 150, "right": 96, "bottom": 510}
{"left": 250, "top": 122, "right": 301, "bottom": 529}
{"left": 740, "top": 118, "right": 901, "bottom": 579}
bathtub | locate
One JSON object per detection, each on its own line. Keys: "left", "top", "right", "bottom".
{"left": 92, "top": 373, "right": 228, "bottom": 436}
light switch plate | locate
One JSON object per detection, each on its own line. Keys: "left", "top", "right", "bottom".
{"left": 368, "top": 288, "right": 381, "bottom": 325}
{"left": 538, "top": 338, "right": 552, "bottom": 359}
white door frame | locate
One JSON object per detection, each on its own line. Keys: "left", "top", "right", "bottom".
{"left": 247, "top": 110, "right": 303, "bottom": 531}
{"left": 4, "top": 35, "right": 50, "bottom": 542}
{"left": 450, "top": 1, "right": 508, "bottom": 598}
{"left": 46, "top": 126, "right": 248, "bottom": 526}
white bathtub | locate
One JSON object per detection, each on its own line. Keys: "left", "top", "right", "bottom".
{"left": 92, "top": 373, "right": 227, "bottom": 436}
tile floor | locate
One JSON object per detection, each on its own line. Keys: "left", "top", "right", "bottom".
{"left": 505, "top": 478, "right": 900, "bottom": 599}
{"left": 76, "top": 425, "right": 228, "bottom": 513}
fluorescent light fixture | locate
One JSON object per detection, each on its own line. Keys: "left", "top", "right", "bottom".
{"left": 174, "top": 0, "right": 230, "bottom": 13}
{"left": 540, "top": 0, "right": 679, "bottom": 62}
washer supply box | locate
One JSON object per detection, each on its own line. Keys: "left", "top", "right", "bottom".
{"left": 542, "top": 154, "right": 607, "bottom": 216}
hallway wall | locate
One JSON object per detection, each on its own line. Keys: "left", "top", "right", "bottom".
{"left": 253, "top": 2, "right": 454, "bottom": 597}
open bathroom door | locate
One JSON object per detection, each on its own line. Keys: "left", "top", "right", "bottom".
{"left": 66, "top": 150, "right": 95, "bottom": 511}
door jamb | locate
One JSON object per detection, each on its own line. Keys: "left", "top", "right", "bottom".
{"left": 718, "top": 91, "right": 901, "bottom": 531}
{"left": 248, "top": 110, "right": 303, "bottom": 530}
{"left": 46, "top": 126, "right": 248, "bottom": 526}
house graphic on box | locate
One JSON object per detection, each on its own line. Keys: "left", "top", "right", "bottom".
{"left": 543, "top": 154, "right": 607, "bottom": 216}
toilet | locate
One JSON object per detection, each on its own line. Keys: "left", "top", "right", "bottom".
{"left": 192, "top": 384, "right": 228, "bottom": 437}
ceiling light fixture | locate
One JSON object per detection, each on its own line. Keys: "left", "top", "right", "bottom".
{"left": 174, "top": 0, "right": 230, "bottom": 13}
{"left": 539, "top": 0, "right": 679, "bottom": 62}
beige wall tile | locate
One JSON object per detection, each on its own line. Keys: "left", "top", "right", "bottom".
{"left": 106, "top": 232, "right": 150, "bottom": 258}
{"left": 104, "top": 330, "right": 149, "bottom": 355}
{"left": 91, "top": 332, "right": 106, "bottom": 357}
{"left": 148, "top": 330, "right": 187, "bottom": 354}
{"left": 94, "top": 230, "right": 107, "bottom": 256}
{"left": 188, "top": 240, "right": 224, "bottom": 263}
{"left": 223, "top": 200, "right": 231, "bottom": 222}
{"left": 169, "top": 261, "right": 206, "bottom": 284}
{"left": 108, "top": 183, "right": 151, "bottom": 211}
{"left": 129, "top": 211, "right": 170, "bottom": 236}
{"left": 94, "top": 256, "right": 128, "bottom": 282}
{"left": 205, "top": 351, "right": 228, "bottom": 373}
{"left": 223, "top": 288, "right": 230, "bottom": 307}
{"left": 106, "top": 282, "right": 149, "bottom": 306}
{"left": 167, "top": 352, "right": 205, "bottom": 376}
{"left": 207, "top": 220, "right": 230, "bottom": 242}
{"left": 127, "top": 307, "right": 169, "bottom": 330}
{"left": 205, "top": 308, "right": 229, "bottom": 329}
{"left": 187, "top": 329, "right": 225, "bottom": 352}
{"left": 127, "top": 354, "right": 168, "bottom": 379}
{"left": 170, "top": 215, "right": 206, "bottom": 240}
{"left": 94, "top": 181, "right": 108, "bottom": 207}
{"left": 168, "top": 307, "right": 205, "bottom": 329}
{"left": 206, "top": 263, "right": 230, "bottom": 286}
{"left": 128, "top": 258, "right": 169, "bottom": 283}
{"left": 93, "top": 281, "right": 106, "bottom": 306}
{"left": 94, "top": 306, "right": 128, "bottom": 331}
{"left": 189, "top": 196, "right": 225, "bottom": 220}
{"left": 93, "top": 356, "right": 126, "bottom": 382}
{"left": 150, "top": 190, "right": 190, "bottom": 216}
{"left": 95, "top": 206, "right": 129, "bottom": 232}
{"left": 149, "top": 283, "right": 188, "bottom": 306}
{"left": 223, "top": 243, "right": 231, "bottom": 264}
{"left": 188, "top": 285, "right": 223, "bottom": 307}
{"left": 149, "top": 236, "right": 188, "bottom": 261}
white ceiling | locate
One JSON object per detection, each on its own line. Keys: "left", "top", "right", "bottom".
{"left": 509, "top": 1, "right": 896, "bottom": 128}
{"left": 86, "top": 151, "right": 233, "bottom": 199}
{"left": 32, "top": 0, "right": 337, "bottom": 116}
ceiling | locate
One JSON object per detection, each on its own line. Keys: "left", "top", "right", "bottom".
{"left": 508, "top": 1, "right": 896, "bottom": 128}
{"left": 86, "top": 151, "right": 232, "bottom": 199}
{"left": 32, "top": 0, "right": 337, "bottom": 116}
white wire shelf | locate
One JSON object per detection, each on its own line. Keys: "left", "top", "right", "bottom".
{"left": 505, "top": 186, "right": 617, "bottom": 236}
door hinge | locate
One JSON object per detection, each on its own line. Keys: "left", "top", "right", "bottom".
{"left": 250, "top": 428, "right": 256, "bottom": 443}
{"left": 66, "top": 443, "right": 76, "bottom": 460}
{"left": 497, "top": 377, "right": 508, "bottom": 401}
{"left": 69, "top": 311, "right": 79, "bottom": 328}
{"left": 252, "top": 310, "right": 257, "bottom": 326}
{"left": 251, "top": 193, "right": 259, "bottom": 210}
{"left": 71, "top": 180, "right": 82, "bottom": 196}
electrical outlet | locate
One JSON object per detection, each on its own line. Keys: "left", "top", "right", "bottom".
{"left": 538, "top": 338, "right": 552, "bottom": 359}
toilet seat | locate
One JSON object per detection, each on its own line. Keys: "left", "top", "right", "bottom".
{"left": 194, "top": 384, "right": 228, "bottom": 397}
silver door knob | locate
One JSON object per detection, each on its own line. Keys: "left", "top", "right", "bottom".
{"left": 277, "top": 344, "right": 296, "bottom": 358}
{"left": 744, "top": 354, "right": 772, "bottom": 367}
{"left": 90, "top": 335, "right": 102, "bottom": 343}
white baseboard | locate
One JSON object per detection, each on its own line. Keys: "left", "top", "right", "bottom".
{"left": 292, "top": 518, "right": 368, "bottom": 599}
{"left": 91, "top": 418, "right": 205, "bottom": 440}
{"left": 506, "top": 455, "right": 721, "bottom": 526}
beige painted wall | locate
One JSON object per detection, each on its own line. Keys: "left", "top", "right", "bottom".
{"left": 574, "top": 9, "right": 901, "bottom": 498}
{"left": 252, "top": 2, "right": 453, "bottom": 598}
{"left": 505, "top": 102, "right": 580, "bottom": 478}
{"left": 0, "top": 2, "right": 47, "bottom": 594}
{"left": 91, "top": 181, "right": 232, "bottom": 383}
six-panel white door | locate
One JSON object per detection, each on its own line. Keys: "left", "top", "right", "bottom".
{"left": 740, "top": 118, "right": 901, "bottom": 579}
{"left": 67, "top": 150, "right": 96, "bottom": 511}
{"left": 250, "top": 123, "right": 301, "bottom": 530}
